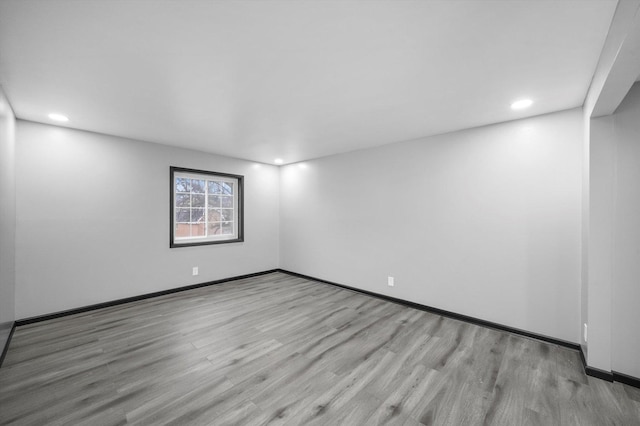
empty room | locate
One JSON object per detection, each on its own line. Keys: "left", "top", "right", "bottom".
{"left": 1, "top": 0, "right": 639, "bottom": 424}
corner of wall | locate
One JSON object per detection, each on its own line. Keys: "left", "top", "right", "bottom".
{"left": 0, "top": 85, "right": 17, "bottom": 353}
{"left": 276, "top": 164, "right": 282, "bottom": 269}
{"left": 580, "top": 109, "right": 590, "bottom": 351}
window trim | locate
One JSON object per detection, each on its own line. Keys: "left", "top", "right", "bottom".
{"left": 170, "top": 166, "right": 244, "bottom": 248}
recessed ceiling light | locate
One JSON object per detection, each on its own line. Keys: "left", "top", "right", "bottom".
{"left": 274, "top": 158, "right": 284, "bottom": 165}
{"left": 48, "top": 113, "right": 69, "bottom": 122}
{"left": 510, "top": 99, "right": 533, "bottom": 110}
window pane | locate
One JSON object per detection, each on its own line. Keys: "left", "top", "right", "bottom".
{"left": 175, "top": 223, "right": 190, "bottom": 237}
{"left": 208, "top": 195, "right": 221, "bottom": 207}
{"left": 176, "top": 194, "right": 190, "bottom": 207}
{"left": 191, "top": 179, "right": 205, "bottom": 193}
{"left": 221, "top": 182, "right": 234, "bottom": 195}
{"left": 208, "top": 181, "right": 222, "bottom": 194}
{"left": 221, "top": 222, "right": 234, "bottom": 235}
{"left": 191, "top": 208, "right": 205, "bottom": 223}
{"left": 176, "top": 208, "right": 190, "bottom": 223}
{"left": 207, "top": 208, "right": 221, "bottom": 223}
{"left": 191, "top": 223, "right": 205, "bottom": 236}
{"left": 220, "top": 209, "right": 233, "bottom": 221}
{"left": 176, "top": 178, "right": 191, "bottom": 193}
{"left": 208, "top": 222, "right": 222, "bottom": 235}
{"left": 192, "top": 194, "right": 205, "bottom": 207}
{"left": 220, "top": 196, "right": 233, "bottom": 208}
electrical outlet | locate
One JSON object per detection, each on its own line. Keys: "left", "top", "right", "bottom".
{"left": 584, "top": 323, "right": 588, "bottom": 342}
{"left": 388, "top": 276, "right": 395, "bottom": 287}
{"left": 192, "top": 267, "right": 199, "bottom": 276}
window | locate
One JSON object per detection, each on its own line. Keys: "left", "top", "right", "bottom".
{"left": 170, "top": 167, "right": 244, "bottom": 247}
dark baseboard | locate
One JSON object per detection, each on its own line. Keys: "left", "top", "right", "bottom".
{"left": 612, "top": 371, "right": 640, "bottom": 389}
{"left": 277, "top": 269, "right": 580, "bottom": 351}
{"left": 9, "top": 267, "right": 640, "bottom": 390}
{"left": 0, "top": 322, "right": 16, "bottom": 368}
{"left": 279, "top": 269, "right": 640, "bottom": 390}
{"left": 578, "top": 346, "right": 640, "bottom": 388}
{"left": 586, "top": 366, "right": 614, "bottom": 382}
{"left": 16, "top": 269, "right": 280, "bottom": 326}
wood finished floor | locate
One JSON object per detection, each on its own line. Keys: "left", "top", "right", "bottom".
{"left": 1, "top": 272, "right": 639, "bottom": 426}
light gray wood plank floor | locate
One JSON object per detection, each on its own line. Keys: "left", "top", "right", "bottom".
{"left": 1, "top": 272, "right": 639, "bottom": 425}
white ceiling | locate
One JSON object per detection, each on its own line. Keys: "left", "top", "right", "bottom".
{"left": 0, "top": 0, "right": 617, "bottom": 165}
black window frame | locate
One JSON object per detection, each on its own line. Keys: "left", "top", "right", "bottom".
{"left": 170, "top": 166, "right": 244, "bottom": 248}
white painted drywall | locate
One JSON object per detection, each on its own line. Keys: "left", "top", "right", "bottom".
{"left": 582, "top": 4, "right": 640, "bottom": 377}
{"left": 587, "top": 115, "right": 615, "bottom": 372}
{"left": 587, "top": 83, "right": 640, "bottom": 378}
{"left": 610, "top": 83, "right": 640, "bottom": 378}
{"left": 15, "top": 121, "right": 280, "bottom": 319}
{"left": 0, "top": 87, "right": 16, "bottom": 348}
{"left": 580, "top": 112, "right": 590, "bottom": 357}
{"left": 281, "top": 109, "right": 583, "bottom": 343}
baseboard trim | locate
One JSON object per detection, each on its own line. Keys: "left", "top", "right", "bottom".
{"left": 277, "top": 269, "right": 580, "bottom": 351}
{"left": 578, "top": 346, "right": 640, "bottom": 388}
{"left": 10, "top": 268, "right": 640, "bottom": 390}
{"left": 586, "top": 366, "right": 614, "bottom": 382}
{"left": 281, "top": 269, "right": 640, "bottom": 390}
{"left": 0, "top": 322, "right": 17, "bottom": 368}
{"left": 612, "top": 371, "right": 640, "bottom": 389}
{"left": 16, "top": 269, "right": 280, "bottom": 326}
{"left": 579, "top": 345, "right": 587, "bottom": 369}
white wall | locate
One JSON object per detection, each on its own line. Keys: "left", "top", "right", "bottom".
{"left": 580, "top": 4, "right": 640, "bottom": 378}
{"left": 609, "top": 82, "right": 640, "bottom": 378}
{"left": 587, "top": 115, "right": 615, "bottom": 372}
{"left": 587, "top": 83, "right": 640, "bottom": 378}
{"left": 580, "top": 112, "right": 590, "bottom": 357}
{"left": 0, "top": 87, "right": 16, "bottom": 349}
{"left": 15, "top": 121, "right": 280, "bottom": 319}
{"left": 281, "top": 108, "right": 583, "bottom": 343}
